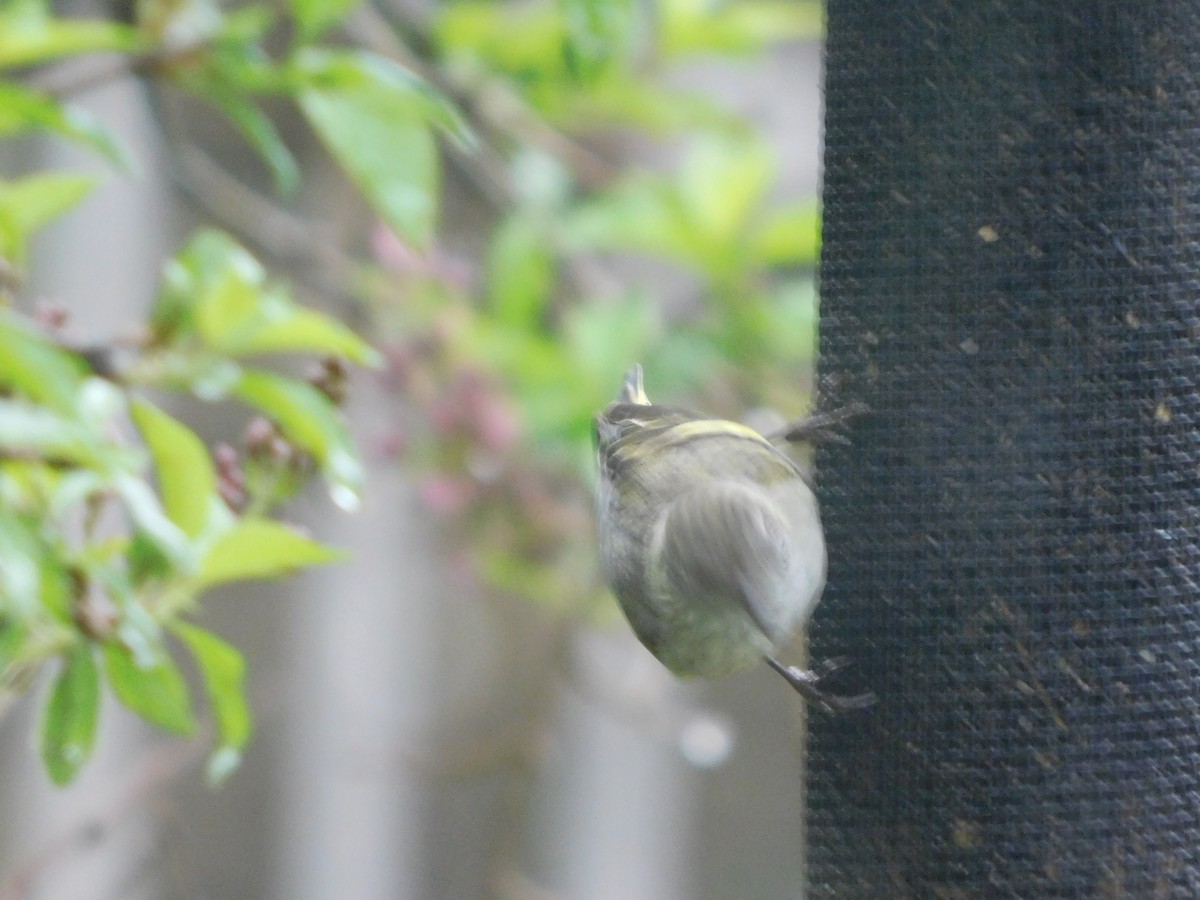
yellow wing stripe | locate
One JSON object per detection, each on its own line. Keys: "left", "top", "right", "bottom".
{"left": 613, "top": 418, "right": 777, "bottom": 462}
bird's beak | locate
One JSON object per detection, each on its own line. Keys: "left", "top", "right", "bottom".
{"left": 619, "top": 364, "right": 650, "bottom": 405}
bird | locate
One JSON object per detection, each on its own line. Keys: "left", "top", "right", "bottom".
{"left": 594, "top": 365, "right": 872, "bottom": 712}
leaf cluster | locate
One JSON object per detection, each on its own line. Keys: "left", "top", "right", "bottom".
{"left": 0, "top": 0, "right": 450, "bottom": 785}
{"left": 0, "top": 0, "right": 823, "bottom": 785}
{"left": 0, "top": 235, "right": 371, "bottom": 783}
{"left": 374, "top": 0, "right": 823, "bottom": 612}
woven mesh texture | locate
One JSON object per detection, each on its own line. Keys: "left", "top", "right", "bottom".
{"left": 809, "top": 3, "right": 1200, "bottom": 896}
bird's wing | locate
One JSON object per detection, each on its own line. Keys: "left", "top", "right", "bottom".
{"left": 652, "top": 480, "right": 824, "bottom": 645}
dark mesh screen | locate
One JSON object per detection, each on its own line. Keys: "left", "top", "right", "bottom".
{"left": 809, "top": 3, "right": 1200, "bottom": 895}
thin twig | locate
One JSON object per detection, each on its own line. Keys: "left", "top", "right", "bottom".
{"left": 18, "top": 42, "right": 209, "bottom": 99}
{"left": 19, "top": 53, "right": 140, "bottom": 97}
{"left": 154, "top": 88, "right": 366, "bottom": 302}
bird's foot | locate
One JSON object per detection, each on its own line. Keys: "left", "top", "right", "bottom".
{"left": 772, "top": 401, "right": 869, "bottom": 446}
{"left": 765, "top": 655, "right": 876, "bottom": 713}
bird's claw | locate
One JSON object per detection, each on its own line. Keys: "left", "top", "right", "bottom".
{"left": 766, "top": 655, "right": 876, "bottom": 713}
{"left": 773, "top": 401, "right": 870, "bottom": 446}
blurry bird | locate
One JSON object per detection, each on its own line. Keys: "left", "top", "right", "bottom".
{"left": 594, "top": 365, "right": 872, "bottom": 712}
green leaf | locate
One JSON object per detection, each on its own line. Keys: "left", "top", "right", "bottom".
{"left": 203, "top": 20, "right": 286, "bottom": 92}
{"left": 296, "top": 48, "right": 473, "bottom": 146}
{"left": 560, "top": 0, "right": 633, "bottom": 81}
{"left": 288, "top": 0, "right": 359, "bottom": 42}
{"left": 0, "top": 172, "right": 96, "bottom": 265}
{"left": 0, "top": 506, "right": 73, "bottom": 623}
{"left": 156, "top": 229, "right": 379, "bottom": 364}
{"left": 0, "top": 400, "right": 137, "bottom": 471}
{"left": 195, "top": 88, "right": 300, "bottom": 196}
{"left": 153, "top": 229, "right": 263, "bottom": 341}
{"left": 679, "top": 136, "right": 774, "bottom": 250}
{"left": 219, "top": 5, "right": 279, "bottom": 46}
{"left": 40, "top": 643, "right": 101, "bottom": 785}
{"left": 171, "top": 622, "right": 250, "bottom": 746}
{"left": 0, "top": 0, "right": 141, "bottom": 67}
{"left": 750, "top": 201, "right": 821, "bottom": 266}
{"left": 0, "top": 310, "right": 88, "bottom": 413}
{"left": 130, "top": 399, "right": 217, "bottom": 538}
{"left": 567, "top": 138, "right": 779, "bottom": 282}
{"left": 0, "top": 616, "right": 26, "bottom": 670}
{"left": 194, "top": 269, "right": 260, "bottom": 347}
{"left": 39, "top": 556, "right": 73, "bottom": 626}
{"left": 297, "top": 49, "right": 440, "bottom": 246}
{"left": 201, "top": 282, "right": 380, "bottom": 364}
{"left": 0, "top": 82, "right": 132, "bottom": 169}
{"left": 102, "top": 641, "right": 196, "bottom": 735}
{"left": 485, "top": 215, "right": 555, "bottom": 326}
{"left": 0, "top": 510, "right": 42, "bottom": 620}
{"left": 134, "top": 351, "right": 243, "bottom": 401}
{"left": 0, "top": 172, "right": 96, "bottom": 226}
{"left": 434, "top": 1, "right": 567, "bottom": 80}
{"left": 661, "top": 0, "right": 822, "bottom": 57}
{"left": 196, "top": 516, "right": 343, "bottom": 589}
{"left": 127, "top": 530, "right": 174, "bottom": 586}
{"left": 171, "top": 621, "right": 251, "bottom": 783}
{"left": 227, "top": 305, "right": 381, "bottom": 364}
{"left": 557, "top": 78, "right": 742, "bottom": 135}
{"left": 233, "top": 369, "right": 363, "bottom": 506}
{"left": 564, "top": 175, "right": 694, "bottom": 261}
{"left": 112, "top": 473, "right": 195, "bottom": 567}
{"left": 110, "top": 594, "right": 162, "bottom": 670}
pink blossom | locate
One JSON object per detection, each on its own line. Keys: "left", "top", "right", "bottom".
{"left": 417, "top": 474, "right": 477, "bottom": 515}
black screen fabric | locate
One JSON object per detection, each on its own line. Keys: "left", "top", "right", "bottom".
{"left": 809, "top": 3, "right": 1200, "bottom": 896}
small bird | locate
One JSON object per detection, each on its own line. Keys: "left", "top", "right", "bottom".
{"left": 594, "top": 365, "right": 872, "bottom": 711}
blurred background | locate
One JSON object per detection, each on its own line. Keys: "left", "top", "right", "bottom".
{"left": 0, "top": 0, "right": 824, "bottom": 896}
